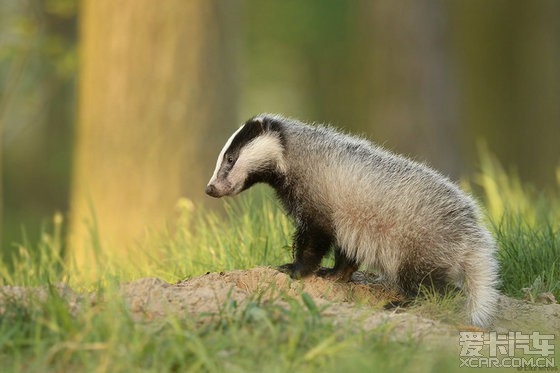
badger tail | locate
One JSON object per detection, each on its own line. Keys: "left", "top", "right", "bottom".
{"left": 460, "top": 242, "right": 500, "bottom": 328}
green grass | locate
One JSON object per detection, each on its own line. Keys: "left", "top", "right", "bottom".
{"left": 0, "top": 285, "right": 457, "bottom": 372}
{"left": 146, "top": 188, "right": 296, "bottom": 280}
{"left": 472, "top": 150, "right": 560, "bottom": 300}
{"left": 0, "top": 154, "right": 558, "bottom": 372}
{"left": 493, "top": 215, "right": 559, "bottom": 300}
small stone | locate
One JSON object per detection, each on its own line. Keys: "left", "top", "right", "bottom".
{"left": 536, "top": 292, "right": 557, "bottom": 304}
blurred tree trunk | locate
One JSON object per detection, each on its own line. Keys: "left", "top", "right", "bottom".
{"left": 0, "top": 145, "right": 2, "bottom": 249}
{"left": 452, "top": 0, "right": 560, "bottom": 186}
{"left": 353, "top": 0, "right": 461, "bottom": 178}
{"left": 0, "top": 1, "right": 76, "bottom": 253}
{"left": 69, "top": 0, "right": 237, "bottom": 268}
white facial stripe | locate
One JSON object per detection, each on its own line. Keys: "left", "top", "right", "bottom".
{"left": 240, "top": 134, "right": 284, "bottom": 170}
{"left": 210, "top": 124, "right": 245, "bottom": 182}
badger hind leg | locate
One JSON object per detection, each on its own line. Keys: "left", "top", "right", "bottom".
{"left": 396, "top": 258, "right": 452, "bottom": 297}
{"left": 390, "top": 261, "right": 459, "bottom": 311}
{"left": 316, "top": 247, "right": 359, "bottom": 282}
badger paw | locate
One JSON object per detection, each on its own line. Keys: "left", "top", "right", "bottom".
{"left": 316, "top": 267, "right": 355, "bottom": 282}
{"left": 277, "top": 262, "right": 312, "bottom": 279}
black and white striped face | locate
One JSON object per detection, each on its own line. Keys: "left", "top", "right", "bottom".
{"left": 205, "top": 116, "right": 286, "bottom": 198}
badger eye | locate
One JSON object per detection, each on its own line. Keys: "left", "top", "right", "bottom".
{"left": 226, "top": 155, "right": 234, "bottom": 164}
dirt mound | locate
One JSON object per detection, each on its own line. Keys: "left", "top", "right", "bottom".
{"left": 123, "top": 267, "right": 399, "bottom": 317}
{"left": 121, "top": 267, "right": 457, "bottom": 341}
{"left": 1, "top": 267, "right": 559, "bottom": 340}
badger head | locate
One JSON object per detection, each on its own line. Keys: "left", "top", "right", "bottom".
{"left": 205, "top": 116, "right": 286, "bottom": 198}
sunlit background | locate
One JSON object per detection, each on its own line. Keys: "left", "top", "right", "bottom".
{"left": 1, "top": 0, "right": 559, "bottom": 260}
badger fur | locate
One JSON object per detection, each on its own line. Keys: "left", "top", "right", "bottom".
{"left": 205, "top": 114, "right": 500, "bottom": 327}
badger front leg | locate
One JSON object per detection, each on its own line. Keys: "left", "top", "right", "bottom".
{"left": 316, "top": 247, "right": 359, "bottom": 282}
{"left": 277, "top": 224, "right": 332, "bottom": 279}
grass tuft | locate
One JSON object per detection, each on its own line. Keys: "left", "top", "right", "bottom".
{"left": 473, "top": 148, "right": 560, "bottom": 300}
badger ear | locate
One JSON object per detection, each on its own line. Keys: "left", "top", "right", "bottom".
{"left": 250, "top": 116, "right": 269, "bottom": 133}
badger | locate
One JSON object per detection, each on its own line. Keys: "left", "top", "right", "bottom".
{"left": 205, "top": 114, "right": 500, "bottom": 327}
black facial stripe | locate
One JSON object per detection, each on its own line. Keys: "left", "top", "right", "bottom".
{"left": 226, "top": 120, "right": 266, "bottom": 156}
{"left": 224, "top": 116, "right": 286, "bottom": 160}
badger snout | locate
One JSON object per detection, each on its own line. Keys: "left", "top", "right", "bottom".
{"left": 205, "top": 178, "right": 235, "bottom": 198}
{"left": 205, "top": 183, "right": 221, "bottom": 198}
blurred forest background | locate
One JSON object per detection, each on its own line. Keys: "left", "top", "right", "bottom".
{"left": 1, "top": 0, "right": 559, "bottom": 264}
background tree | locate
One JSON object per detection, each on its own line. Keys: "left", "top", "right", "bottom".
{"left": 358, "top": 0, "right": 461, "bottom": 178}
{"left": 0, "top": 0, "right": 76, "bottom": 256}
{"left": 242, "top": 0, "right": 461, "bottom": 178}
{"left": 451, "top": 0, "right": 560, "bottom": 185}
{"left": 68, "top": 0, "right": 238, "bottom": 267}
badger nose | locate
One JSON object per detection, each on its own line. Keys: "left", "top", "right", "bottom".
{"left": 205, "top": 184, "right": 219, "bottom": 197}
